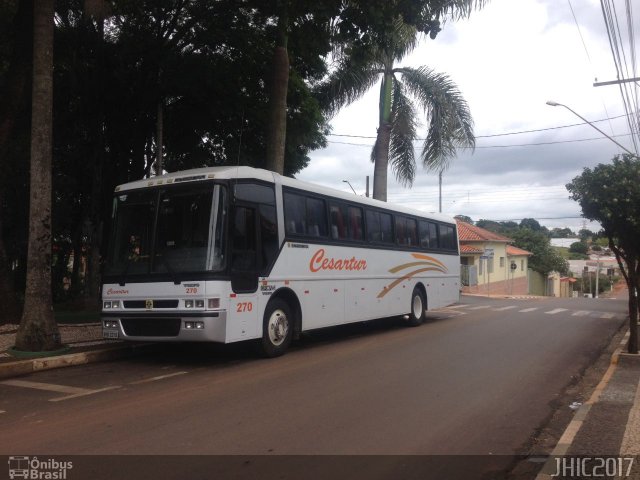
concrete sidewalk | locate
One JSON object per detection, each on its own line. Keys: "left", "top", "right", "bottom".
{"left": 535, "top": 330, "right": 640, "bottom": 479}
{"left": 0, "top": 322, "right": 152, "bottom": 379}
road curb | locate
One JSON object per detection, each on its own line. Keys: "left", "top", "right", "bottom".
{"left": 0, "top": 343, "right": 158, "bottom": 380}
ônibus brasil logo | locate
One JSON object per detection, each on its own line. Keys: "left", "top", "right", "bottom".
{"left": 8, "top": 456, "right": 73, "bottom": 480}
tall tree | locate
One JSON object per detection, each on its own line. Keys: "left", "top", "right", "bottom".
{"left": 15, "top": 0, "right": 61, "bottom": 351}
{"left": 567, "top": 154, "right": 640, "bottom": 354}
{"left": 317, "top": 2, "right": 485, "bottom": 201}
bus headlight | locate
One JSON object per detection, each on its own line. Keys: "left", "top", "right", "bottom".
{"left": 207, "top": 298, "right": 220, "bottom": 309}
{"left": 103, "top": 320, "right": 119, "bottom": 329}
{"left": 103, "top": 300, "right": 120, "bottom": 309}
{"left": 185, "top": 300, "right": 194, "bottom": 308}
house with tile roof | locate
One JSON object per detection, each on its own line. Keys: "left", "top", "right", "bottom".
{"left": 456, "top": 220, "right": 533, "bottom": 295}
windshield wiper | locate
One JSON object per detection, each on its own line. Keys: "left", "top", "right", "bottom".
{"left": 156, "top": 254, "right": 181, "bottom": 285}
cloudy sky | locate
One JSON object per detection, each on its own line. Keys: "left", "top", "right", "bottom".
{"left": 297, "top": 0, "right": 639, "bottom": 233}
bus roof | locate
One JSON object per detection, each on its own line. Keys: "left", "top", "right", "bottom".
{"left": 114, "top": 166, "right": 456, "bottom": 224}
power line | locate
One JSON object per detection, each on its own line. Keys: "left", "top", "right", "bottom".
{"left": 327, "top": 113, "right": 629, "bottom": 140}
{"left": 567, "top": 0, "right": 618, "bottom": 137}
{"left": 327, "top": 132, "right": 633, "bottom": 149}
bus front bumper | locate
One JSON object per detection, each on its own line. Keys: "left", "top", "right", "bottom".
{"left": 101, "top": 311, "right": 228, "bottom": 343}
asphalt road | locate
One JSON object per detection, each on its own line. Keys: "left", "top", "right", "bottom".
{"left": 0, "top": 295, "right": 628, "bottom": 479}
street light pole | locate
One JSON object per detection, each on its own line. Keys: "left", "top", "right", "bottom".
{"left": 342, "top": 180, "right": 357, "bottom": 195}
{"left": 546, "top": 101, "right": 636, "bottom": 156}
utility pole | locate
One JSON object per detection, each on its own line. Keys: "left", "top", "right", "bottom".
{"left": 438, "top": 170, "right": 443, "bottom": 213}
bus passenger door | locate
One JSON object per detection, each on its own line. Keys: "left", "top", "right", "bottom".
{"left": 228, "top": 205, "right": 260, "bottom": 341}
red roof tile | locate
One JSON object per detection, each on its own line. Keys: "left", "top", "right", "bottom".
{"left": 456, "top": 220, "right": 512, "bottom": 243}
{"left": 506, "top": 245, "right": 533, "bottom": 256}
{"left": 460, "top": 244, "right": 484, "bottom": 254}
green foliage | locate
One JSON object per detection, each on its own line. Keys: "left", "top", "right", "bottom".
{"left": 567, "top": 155, "right": 640, "bottom": 247}
{"left": 550, "top": 227, "right": 574, "bottom": 238}
{"left": 569, "top": 241, "right": 588, "bottom": 255}
{"left": 510, "top": 228, "right": 569, "bottom": 275}
{"left": 454, "top": 215, "right": 473, "bottom": 224}
{"left": 567, "top": 154, "right": 640, "bottom": 352}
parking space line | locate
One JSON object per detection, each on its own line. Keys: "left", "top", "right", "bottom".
{"left": 1, "top": 379, "right": 122, "bottom": 403}
{"left": 129, "top": 371, "right": 189, "bottom": 385}
{"left": 49, "top": 386, "right": 121, "bottom": 403}
{"left": 1, "top": 379, "right": 94, "bottom": 395}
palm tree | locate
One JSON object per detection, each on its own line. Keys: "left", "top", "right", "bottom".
{"left": 318, "top": 10, "right": 481, "bottom": 202}
{"left": 15, "top": 0, "right": 61, "bottom": 351}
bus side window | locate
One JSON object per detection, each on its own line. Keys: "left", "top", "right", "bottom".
{"left": 284, "top": 192, "right": 305, "bottom": 235}
{"left": 380, "top": 212, "right": 393, "bottom": 244}
{"left": 305, "top": 197, "right": 328, "bottom": 237}
{"left": 330, "top": 203, "right": 347, "bottom": 240}
{"left": 366, "top": 210, "right": 380, "bottom": 242}
{"left": 348, "top": 206, "right": 363, "bottom": 241}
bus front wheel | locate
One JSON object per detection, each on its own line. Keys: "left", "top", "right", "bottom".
{"left": 406, "top": 287, "right": 426, "bottom": 327}
{"left": 259, "top": 298, "right": 293, "bottom": 357}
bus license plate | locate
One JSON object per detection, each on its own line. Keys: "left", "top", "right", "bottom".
{"left": 104, "top": 330, "right": 119, "bottom": 339}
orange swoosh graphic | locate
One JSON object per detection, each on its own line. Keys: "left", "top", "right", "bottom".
{"left": 377, "top": 254, "right": 449, "bottom": 299}
{"left": 377, "top": 267, "right": 446, "bottom": 298}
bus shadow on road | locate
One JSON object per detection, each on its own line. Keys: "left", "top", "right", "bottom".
{"left": 118, "top": 314, "right": 451, "bottom": 368}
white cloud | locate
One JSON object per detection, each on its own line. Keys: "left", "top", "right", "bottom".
{"left": 298, "top": 0, "right": 637, "bottom": 234}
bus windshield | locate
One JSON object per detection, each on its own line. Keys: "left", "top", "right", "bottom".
{"left": 104, "top": 183, "right": 227, "bottom": 280}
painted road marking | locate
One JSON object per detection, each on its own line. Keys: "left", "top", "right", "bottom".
{"left": 1, "top": 379, "right": 94, "bottom": 395}
{"left": 493, "top": 306, "right": 516, "bottom": 311}
{"left": 572, "top": 310, "right": 591, "bottom": 317}
{"left": 469, "top": 305, "right": 491, "bottom": 310}
{"left": 599, "top": 313, "right": 615, "bottom": 319}
{"left": 519, "top": 308, "right": 538, "bottom": 313}
{"left": 49, "top": 386, "right": 121, "bottom": 403}
{"left": 447, "top": 304, "right": 471, "bottom": 309}
{"left": 129, "top": 371, "right": 189, "bottom": 385}
{"left": 1, "top": 379, "right": 121, "bottom": 402}
{"left": 545, "top": 308, "right": 569, "bottom": 315}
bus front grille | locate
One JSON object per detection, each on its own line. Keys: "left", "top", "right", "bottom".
{"left": 123, "top": 300, "right": 179, "bottom": 309}
{"left": 120, "top": 318, "right": 182, "bottom": 337}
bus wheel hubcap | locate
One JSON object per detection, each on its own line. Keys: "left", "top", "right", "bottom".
{"left": 413, "top": 295, "right": 422, "bottom": 318}
{"left": 268, "top": 310, "right": 288, "bottom": 346}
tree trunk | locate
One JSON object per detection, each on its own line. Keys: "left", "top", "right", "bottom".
{"left": 15, "top": 0, "right": 61, "bottom": 351}
{"left": 629, "top": 262, "right": 639, "bottom": 354}
{"left": 372, "top": 72, "right": 393, "bottom": 202}
{"left": 264, "top": 5, "right": 289, "bottom": 175}
{"left": 372, "top": 124, "right": 391, "bottom": 201}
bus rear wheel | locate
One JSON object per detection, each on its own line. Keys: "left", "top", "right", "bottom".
{"left": 406, "top": 287, "right": 426, "bottom": 327}
{"left": 259, "top": 298, "right": 293, "bottom": 357}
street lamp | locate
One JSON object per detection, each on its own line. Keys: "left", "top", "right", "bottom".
{"left": 342, "top": 180, "right": 357, "bottom": 195}
{"left": 545, "top": 101, "right": 636, "bottom": 156}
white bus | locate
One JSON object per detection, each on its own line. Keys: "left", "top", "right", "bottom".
{"left": 102, "top": 166, "right": 460, "bottom": 356}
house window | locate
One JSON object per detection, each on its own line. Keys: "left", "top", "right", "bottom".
{"left": 479, "top": 257, "right": 484, "bottom": 275}
{"left": 500, "top": 257, "right": 505, "bottom": 268}
{"left": 487, "top": 257, "right": 494, "bottom": 274}
{"left": 521, "top": 259, "right": 525, "bottom": 271}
